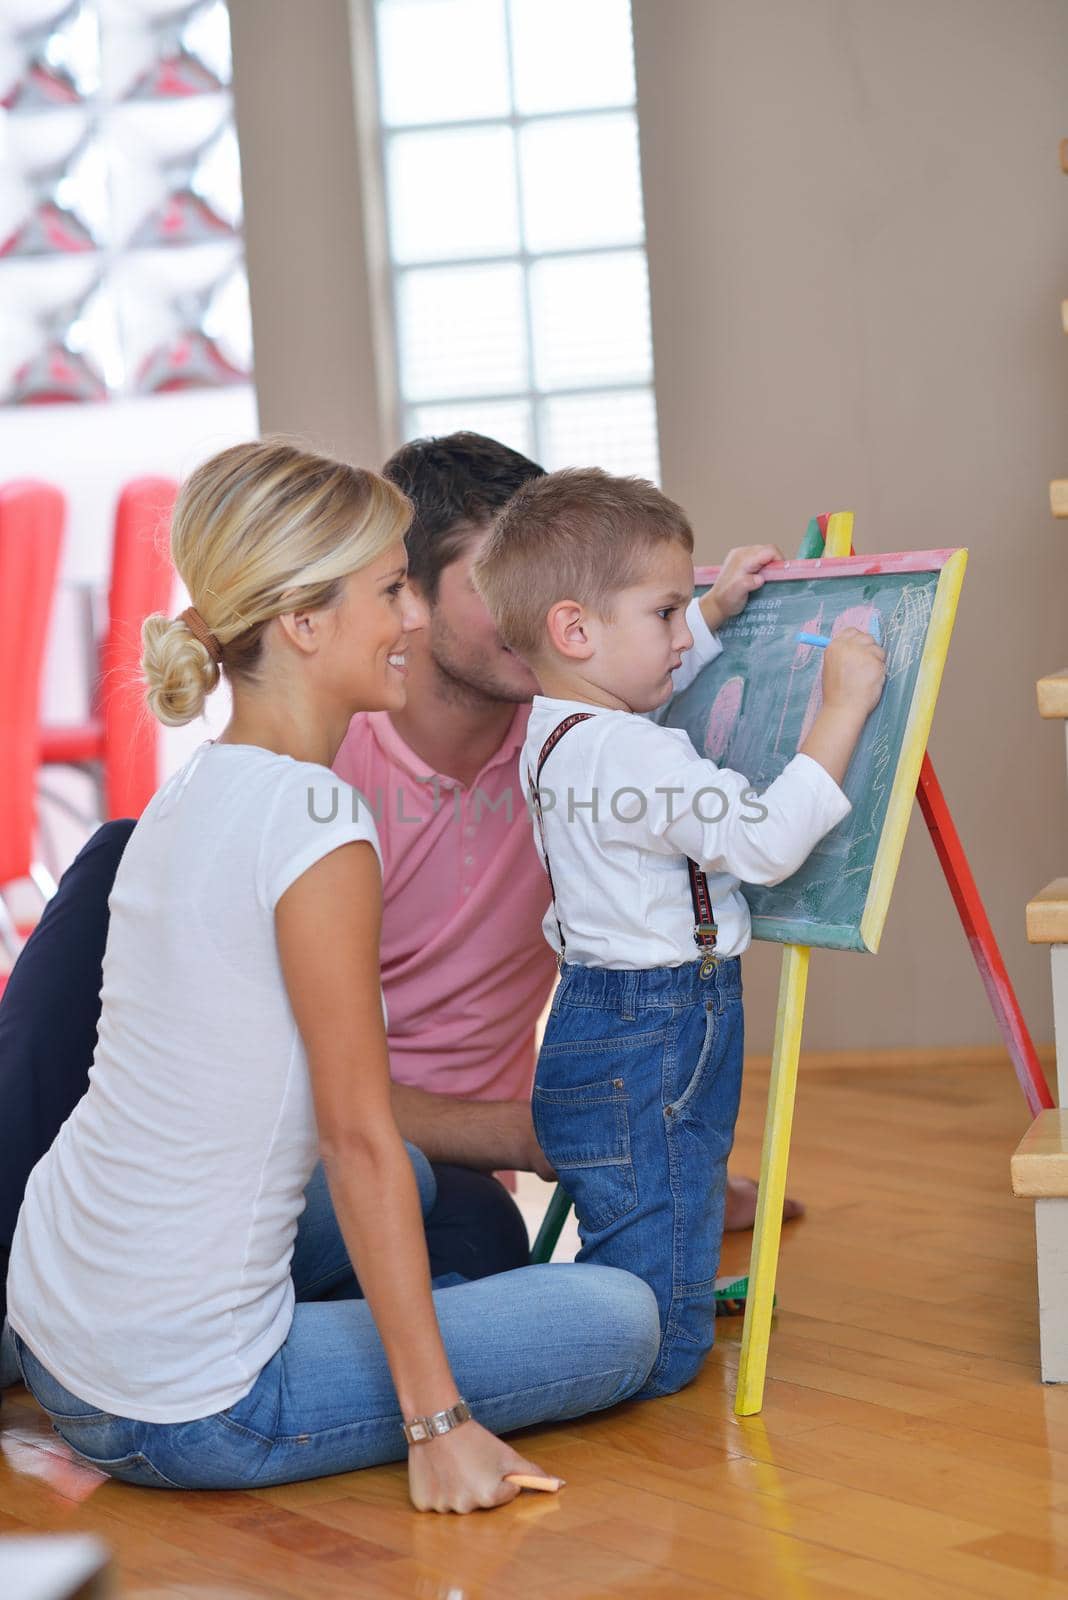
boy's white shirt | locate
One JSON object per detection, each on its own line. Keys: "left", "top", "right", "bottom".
{"left": 523, "top": 598, "right": 852, "bottom": 968}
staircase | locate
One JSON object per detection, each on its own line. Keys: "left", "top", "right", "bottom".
{"left": 1011, "top": 180, "right": 1068, "bottom": 1376}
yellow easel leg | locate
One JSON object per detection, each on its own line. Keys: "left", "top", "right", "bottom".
{"left": 734, "top": 943, "right": 810, "bottom": 1416}
{"left": 823, "top": 510, "right": 854, "bottom": 557}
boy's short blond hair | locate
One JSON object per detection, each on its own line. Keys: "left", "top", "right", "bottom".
{"left": 472, "top": 467, "right": 694, "bottom": 659}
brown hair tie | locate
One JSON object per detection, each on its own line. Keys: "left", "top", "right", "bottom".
{"left": 180, "top": 606, "right": 223, "bottom": 664}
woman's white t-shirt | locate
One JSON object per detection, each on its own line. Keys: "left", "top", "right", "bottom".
{"left": 7, "top": 741, "right": 379, "bottom": 1424}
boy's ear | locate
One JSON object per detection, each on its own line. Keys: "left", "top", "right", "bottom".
{"left": 546, "top": 599, "right": 595, "bottom": 660}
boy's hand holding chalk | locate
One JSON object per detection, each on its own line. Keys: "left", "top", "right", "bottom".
{"left": 797, "top": 612, "right": 883, "bottom": 649}
{"left": 817, "top": 627, "right": 887, "bottom": 717}
{"left": 795, "top": 627, "right": 886, "bottom": 786}
{"left": 795, "top": 615, "right": 886, "bottom": 723}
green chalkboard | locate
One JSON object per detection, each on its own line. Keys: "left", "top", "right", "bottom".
{"left": 662, "top": 550, "right": 965, "bottom": 952}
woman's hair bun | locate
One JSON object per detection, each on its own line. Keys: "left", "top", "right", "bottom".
{"left": 141, "top": 613, "right": 221, "bottom": 728}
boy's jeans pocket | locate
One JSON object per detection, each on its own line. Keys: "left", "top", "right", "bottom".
{"left": 532, "top": 1076, "right": 638, "bottom": 1232}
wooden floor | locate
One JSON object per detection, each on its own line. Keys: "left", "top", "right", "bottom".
{"left": 3, "top": 1051, "right": 1064, "bottom": 1599}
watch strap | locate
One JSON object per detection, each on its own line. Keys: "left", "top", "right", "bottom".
{"left": 403, "top": 1398, "right": 472, "bottom": 1445}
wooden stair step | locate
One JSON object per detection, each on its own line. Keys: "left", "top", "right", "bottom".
{"left": 1028, "top": 879, "right": 1068, "bottom": 943}
{"left": 1013, "top": 1109, "right": 1068, "bottom": 1196}
{"left": 1038, "top": 670, "right": 1068, "bottom": 718}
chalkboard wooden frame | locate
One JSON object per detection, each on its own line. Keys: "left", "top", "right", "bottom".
{"left": 685, "top": 547, "right": 968, "bottom": 953}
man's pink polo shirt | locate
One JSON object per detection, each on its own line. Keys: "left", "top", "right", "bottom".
{"left": 333, "top": 709, "right": 556, "bottom": 1104}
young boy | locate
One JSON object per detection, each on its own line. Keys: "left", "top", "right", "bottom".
{"left": 474, "top": 468, "right": 885, "bottom": 1398}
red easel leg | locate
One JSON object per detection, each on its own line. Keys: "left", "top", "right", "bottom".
{"left": 915, "top": 756, "right": 1052, "bottom": 1116}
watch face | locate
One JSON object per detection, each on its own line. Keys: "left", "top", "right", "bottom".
{"left": 407, "top": 1421, "right": 429, "bottom": 1442}
{"left": 431, "top": 1414, "right": 450, "bottom": 1434}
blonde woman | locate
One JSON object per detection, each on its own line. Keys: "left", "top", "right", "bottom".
{"left": 4, "top": 440, "right": 659, "bottom": 1511}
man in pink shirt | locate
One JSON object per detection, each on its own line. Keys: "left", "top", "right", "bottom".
{"left": 333, "top": 432, "right": 799, "bottom": 1259}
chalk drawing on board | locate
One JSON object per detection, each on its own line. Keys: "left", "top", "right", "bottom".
{"left": 885, "top": 584, "right": 933, "bottom": 680}
{"left": 705, "top": 675, "right": 745, "bottom": 761}
{"left": 775, "top": 611, "right": 823, "bottom": 757}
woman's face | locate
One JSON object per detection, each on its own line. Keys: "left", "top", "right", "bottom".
{"left": 329, "top": 539, "right": 428, "bottom": 713}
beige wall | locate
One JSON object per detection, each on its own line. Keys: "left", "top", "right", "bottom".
{"left": 228, "top": 0, "right": 389, "bottom": 464}
{"left": 233, "top": 0, "right": 1064, "bottom": 1054}
{"left": 633, "top": 0, "right": 1067, "bottom": 1051}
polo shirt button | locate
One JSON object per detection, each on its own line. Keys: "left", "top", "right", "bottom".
{"left": 464, "top": 854, "right": 473, "bottom": 865}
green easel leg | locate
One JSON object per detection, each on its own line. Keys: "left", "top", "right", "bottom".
{"left": 529, "top": 1183, "right": 572, "bottom": 1265}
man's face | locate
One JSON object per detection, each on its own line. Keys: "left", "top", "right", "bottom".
{"left": 420, "top": 525, "right": 541, "bottom": 705}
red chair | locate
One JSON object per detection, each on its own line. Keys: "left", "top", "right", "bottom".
{"left": 0, "top": 481, "right": 66, "bottom": 960}
{"left": 39, "top": 476, "right": 178, "bottom": 822}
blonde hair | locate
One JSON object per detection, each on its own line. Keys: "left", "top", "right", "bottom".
{"left": 473, "top": 467, "right": 694, "bottom": 660}
{"left": 141, "top": 438, "right": 411, "bottom": 727}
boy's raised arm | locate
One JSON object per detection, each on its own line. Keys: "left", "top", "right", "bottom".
{"left": 628, "top": 627, "right": 886, "bottom": 885}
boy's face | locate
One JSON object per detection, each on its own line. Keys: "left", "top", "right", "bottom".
{"left": 586, "top": 542, "right": 696, "bottom": 713}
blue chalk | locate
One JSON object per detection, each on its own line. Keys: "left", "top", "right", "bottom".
{"left": 797, "top": 614, "right": 882, "bottom": 650}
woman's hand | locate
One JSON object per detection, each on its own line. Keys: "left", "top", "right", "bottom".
{"left": 408, "top": 1418, "right": 559, "bottom": 1513}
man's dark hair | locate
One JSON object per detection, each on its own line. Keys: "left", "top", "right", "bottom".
{"left": 474, "top": 468, "right": 694, "bottom": 660}
{"left": 382, "top": 432, "right": 545, "bottom": 601}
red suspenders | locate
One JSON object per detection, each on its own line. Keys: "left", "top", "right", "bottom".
{"left": 528, "top": 715, "right": 720, "bottom": 976}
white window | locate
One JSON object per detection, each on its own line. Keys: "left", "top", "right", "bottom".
{"left": 373, "top": 0, "right": 660, "bottom": 480}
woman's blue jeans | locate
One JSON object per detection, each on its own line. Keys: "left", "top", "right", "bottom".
{"left": 532, "top": 957, "right": 744, "bottom": 1399}
{"left": 8, "top": 1143, "right": 660, "bottom": 1489}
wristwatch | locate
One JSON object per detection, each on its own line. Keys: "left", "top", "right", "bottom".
{"left": 403, "top": 1398, "right": 472, "bottom": 1445}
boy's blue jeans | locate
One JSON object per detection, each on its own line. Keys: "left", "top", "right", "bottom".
{"left": 533, "top": 956, "right": 744, "bottom": 1399}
